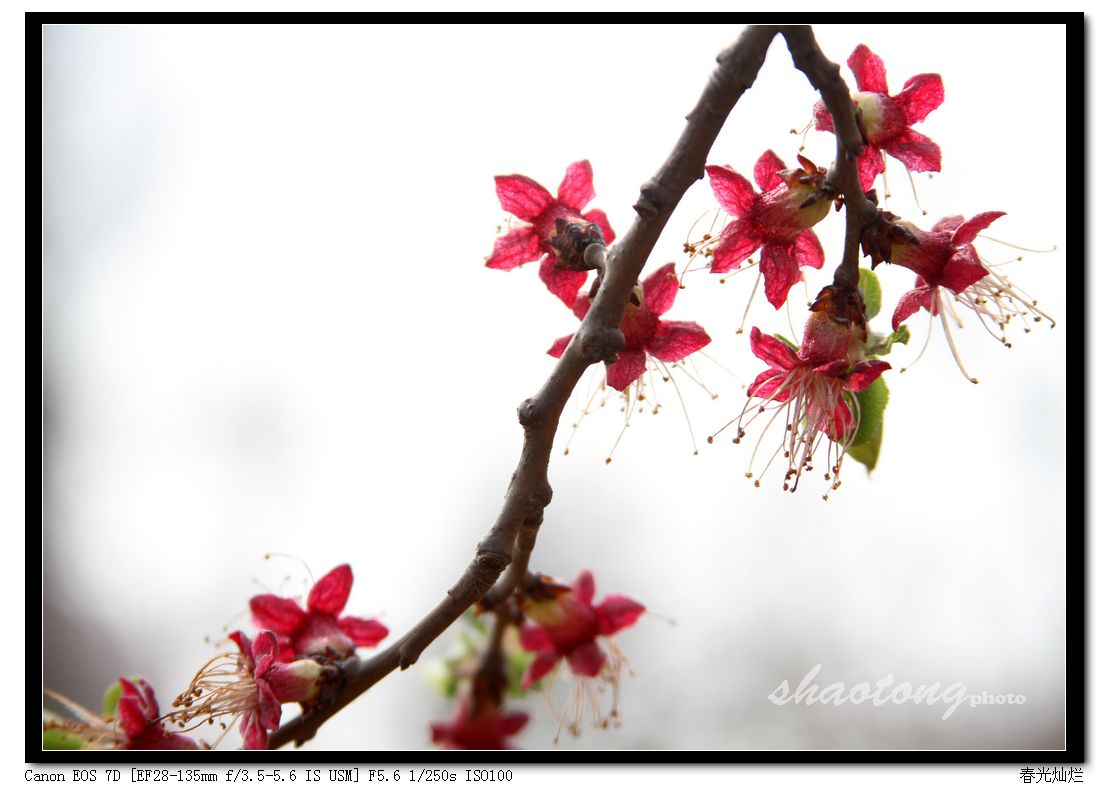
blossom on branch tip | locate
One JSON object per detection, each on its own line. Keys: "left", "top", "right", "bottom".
{"left": 519, "top": 570, "right": 644, "bottom": 737}
{"left": 814, "top": 44, "right": 944, "bottom": 191}
{"left": 885, "top": 212, "right": 1054, "bottom": 383}
{"left": 250, "top": 563, "right": 388, "bottom": 662}
{"left": 547, "top": 263, "right": 711, "bottom": 392}
{"left": 718, "top": 285, "right": 890, "bottom": 497}
{"left": 486, "top": 160, "right": 616, "bottom": 306}
{"left": 698, "top": 151, "right": 831, "bottom": 309}
{"left": 170, "top": 630, "right": 325, "bottom": 750}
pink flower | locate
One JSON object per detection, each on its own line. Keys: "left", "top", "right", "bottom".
{"left": 42, "top": 679, "right": 199, "bottom": 750}
{"left": 486, "top": 160, "right": 616, "bottom": 306}
{"left": 250, "top": 564, "right": 388, "bottom": 662}
{"left": 886, "top": 211, "right": 1053, "bottom": 383}
{"left": 519, "top": 570, "right": 644, "bottom": 690}
{"left": 116, "top": 678, "right": 200, "bottom": 750}
{"left": 726, "top": 285, "right": 890, "bottom": 495}
{"left": 171, "top": 630, "right": 324, "bottom": 750}
{"left": 703, "top": 151, "right": 830, "bottom": 308}
{"left": 547, "top": 263, "right": 711, "bottom": 392}
{"left": 814, "top": 44, "right": 944, "bottom": 191}
{"left": 430, "top": 694, "right": 528, "bottom": 750}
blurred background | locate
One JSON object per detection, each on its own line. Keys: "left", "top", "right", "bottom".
{"left": 41, "top": 23, "right": 1067, "bottom": 750}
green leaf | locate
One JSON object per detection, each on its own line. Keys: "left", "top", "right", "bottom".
{"left": 42, "top": 711, "right": 86, "bottom": 749}
{"left": 866, "top": 324, "right": 911, "bottom": 357}
{"left": 101, "top": 680, "right": 124, "bottom": 718}
{"left": 857, "top": 268, "right": 882, "bottom": 321}
{"left": 883, "top": 324, "right": 911, "bottom": 351}
{"left": 845, "top": 376, "right": 889, "bottom": 473}
{"left": 43, "top": 726, "right": 86, "bottom": 750}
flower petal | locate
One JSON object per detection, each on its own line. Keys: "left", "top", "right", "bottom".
{"left": 557, "top": 160, "right": 596, "bottom": 212}
{"left": 895, "top": 73, "right": 944, "bottom": 124}
{"left": 941, "top": 246, "right": 990, "bottom": 294}
{"left": 892, "top": 286, "right": 937, "bottom": 329}
{"left": 952, "top": 211, "right": 1005, "bottom": 248}
{"left": 857, "top": 146, "right": 885, "bottom": 192}
{"left": 605, "top": 350, "right": 647, "bottom": 392}
{"left": 229, "top": 630, "right": 254, "bottom": 659}
{"left": 572, "top": 570, "right": 595, "bottom": 606}
{"left": 308, "top": 564, "right": 353, "bottom": 616}
{"left": 748, "top": 368, "right": 791, "bottom": 400}
{"left": 642, "top": 263, "right": 678, "bottom": 315}
{"left": 494, "top": 174, "right": 553, "bottom": 221}
{"left": 249, "top": 596, "right": 306, "bottom": 636}
{"left": 931, "top": 215, "right": 965, "bottom": 234}
{"left": 813, "top": 100, "right": 834, "bottom": 132}
{"left": 538, "top": 256, "right": 588, "bottom": 308}
{"left": 749, "top": 326, "right": 800, "bottom": 370}
{"left": 845, "top": 360, "right": 891, "bottom": 392}
{"left": 709, "top": 220, "right": 762, "bottom": 274}
{"left": 759, "top": 243, "right": 804, "bottom": 309}
{"left": 256, "top": 680, "right": 282, "bottom": 732}
{"left": 518, "top": 621, "right": 554, "bottom": 652}
{"left": 648, "top": 320, "right": 711, "bottom": 362}
{"left": 240, "top": 713, "right": 269, "bottom": 750}
{"left": 117, "top": 681, "right": 149, "bottom": 738}
{"left": 521, "top": 652, "right": 560, "bottom": 689}
{"left": 339, "top": 616, "right": 389, "bottom": 648}
{"left": 485, "top": 227, "right": 543, "bottom": 271}
{"left": 582, "top": 209, "right": 616, "bottom": 244}
{"left": 753, "top": 150, "right": 787, "bottom": 192}
{"left": 251, "top": 631, "right": 280, "bottom": 674}
{"left": 497, "top": 711, "right": 529, "bottom": 737}
{"left": 548, "top": 334, "right": 574, "bottom": 359}
{"left": 596, "top": 594, "right": 646, "bottom": 635}
{"left": 568, "top": 641, "right": 606, "bottom": 678}
{"left": 793, "top": 229, "right": 824, "bottom": 270}
{"left": 884, "top": 128, "right": 942, "bottom": 173}
{"left": 706, "top": 165, "right": 757, "bottom": 217}
{"left": 847, "top": 44, "right": 889, "bottom": 94}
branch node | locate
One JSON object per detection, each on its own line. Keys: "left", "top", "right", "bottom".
{"left": 578, "top": 326, "right": 625, "bottom": 363}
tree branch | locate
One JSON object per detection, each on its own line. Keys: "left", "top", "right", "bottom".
{"left": 268, "top": 23, "right": 780, "bottom": 750}
{"left": 780, "top": 25, "right": 877, "bottom": 291}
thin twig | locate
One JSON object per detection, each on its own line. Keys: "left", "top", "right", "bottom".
{"left": 268, "top": 24, "right": 781, "bottom": 750}
{"left": 780, "top": 26, "right": 877, "bottom": 291}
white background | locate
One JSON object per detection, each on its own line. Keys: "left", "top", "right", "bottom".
{"left": 14, "top": 11, "right": 1094, "bottom": 784}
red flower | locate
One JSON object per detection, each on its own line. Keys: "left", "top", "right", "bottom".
{"left": 814, "top": 44, "right": 944, "bottom": 191}
{"left": 726, "top": 286, "right": 889, "bottom": 495}
{"left": 888, "top": 212, "right": 1003, "bottom": 330}
{"left": 116, "top": 678, "right": 199, "bottom": 750}
{"left": 171, "top": 630, "right": 324, "bottom": 750}
{"left": 250, "top": 564, "right": 388, "bottom": 662}
{"left": 486, "top": 160, "right": 616, "bottom": 306}
{"left": 704, "top": 151, "right": 830, "bottom": 308}
{"left": 430, "top": 695, "right": 529, "bottom": 750}
{"left": 519, "top": 570, "right": 644, "bottom": 690}
{"left": 886, "top": 212, "right": 1053, "bottom": 383}
{"left": 547, "top": 263, "right": 710, "bottom": 391}
{"left": 42, "top": 679, "right": 199, "bottom": 750}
